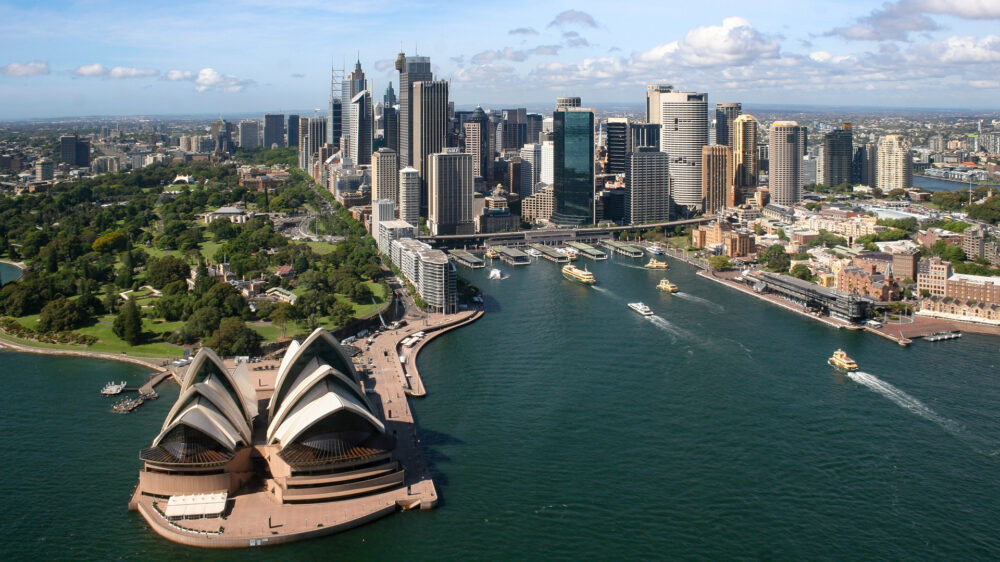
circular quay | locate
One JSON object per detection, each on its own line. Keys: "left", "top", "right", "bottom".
{"left": 2, "top": 1, "right": 1000, "bottom": 559}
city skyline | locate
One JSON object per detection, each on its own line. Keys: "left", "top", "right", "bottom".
{"left": 1, "top": 1, "right": 999, "bottom": 119}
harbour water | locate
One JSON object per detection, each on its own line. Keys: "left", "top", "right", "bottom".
{"left": 0, "top": 261, "right": 22, "bottom": 285}
{"left": 913, "top": 174, "right": 999, "bottom": 192}
{"left": 2, "top": 255, "right": 1000, "bottom": 558}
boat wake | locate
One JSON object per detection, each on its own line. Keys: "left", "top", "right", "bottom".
{"left": 646, "top": 315, "right": 684, "bottom": 342}
{"left": 591, "top": 285, "right": 612, "bottom": 295}
{"left": 675, "top": 292, "right": 725, "bottom": 313}
{"left": 848, "top": 371, "right": 962, "bottom": 434}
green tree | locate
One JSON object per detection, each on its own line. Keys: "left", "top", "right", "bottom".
{"left": 206, "top": 317, "right": 262, "bottom": 356}
{"left": 760, "top": 244, "right": 791, "bottom": 273}
{"left": 269, "top": 302, "right": 296, "bottom": 338}
{"left": 707, "top": 255, "right": 732, "bottom": 270}
{"left": 37, "top": 297, "right": 89, "bottom": 333}
{"left": 113, "top": 297, "right": 143, "bottom": 346}
{"left": 790, "top": 264, "right": 813, "bottom": 281}
{"left": 92, "top": 231, "right": 128, "bottom": 253}
{"left": 146, "top": 255, "right": 190, "bottom": 289}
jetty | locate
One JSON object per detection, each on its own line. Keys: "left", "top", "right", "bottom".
{"left": 600, "top": 240, "right": 645, "bottom": 258}
{"left": 529, "top": 244, "right": 569, "bottom": 263}
{"left": 494, "top": 246, "right": 531, "bottom": 266}
{"left": 448, "top": 250, "right": 485, "bottom": 269}
{"left": 566, "top": 242, "right": 607, "bottom": 260}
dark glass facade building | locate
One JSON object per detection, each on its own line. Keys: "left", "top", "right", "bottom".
{"left": 551, "top": 108, "right": 595, "bottom": 226}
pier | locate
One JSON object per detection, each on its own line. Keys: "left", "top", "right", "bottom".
{"left": 600, "top": 240, "right": 645, "bottom": 258}
{"left": 566, "top": 242, "right": 608, "bottom": 260}
{"left": 448, "top": 250, "right": 485, "bottom": 268}
{"left": 494, "top": 246, "right": 531, "bottom": 266}
{"left": 529, "top": 244, "right": 569, "bottom": 263}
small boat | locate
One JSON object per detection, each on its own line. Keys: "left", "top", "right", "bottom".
{"left": 562, "top": 264, "right": 596, "bottom": 285}
{"left": 645, "top": 258, "right": 669, "bottom": 269}
{"left": 525, "top": 247, "right": 541, "bottom": 257}
{"left": 828, "top": 349, "right": 858, "bottom": 371}
{"left": 628, "top": 302, "right": 654, "bottom": 316}
{"left": 646, "top": 246, "right": 664, "bottom": 255}
{"left": 924, "top": 331, "right": 961, "bottom": 342}
{"left": 657, "top": 279, "right": 678, "bottom": 293}
{"left": 488, "top": 268, "right": 502, "bottom": 280}
{"left": 485, "top": 248, "right": 499, "bottom": 259}
{"left": 563, "top": 248, "right": 579, "bottom": 261}
{"left": 101, "top": 381, "right": 127, "bottom": 396}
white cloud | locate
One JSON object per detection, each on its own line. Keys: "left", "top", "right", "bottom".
{"left": 930, "top": 34, "right": 1000, "bottom": 63}
{"left": 471, "top": 48, "right": 527, "bottom": 65}
{"left": 914, "top": 0, "right": 1000, "bottom": 19}
{"left": 633, "top": 17, "right": 780, "bottom": 68}
{"left": 74, "top": 63, "right": 108, "bottom": 77}
{"left": 968, "top": 79, "right": 1000, "bottom": 88}
{"left": 508, "top": 27, "right": 538, "bottom": 36}
{"left": 108, "top": 66, "right": 158, "bottom": 79}
{"left": 0, "top": 60, "right": 50, "bottom": 77}
{"left": 548, "top": 9, "right": 597, "bottom": 28}
{"left": 529, "top": 45, "right": 561, "bottom": 56}
{"left": 374, "top": 59, "right": 395, "bottom": 71}
{"left": 164, "top": 69, "right": 195, "bottom": 81}
{"left": 193, "top": 67, "right": 252, "bottom": 92}
{"left": 828, "top": 0, "right": 1000, "bottom": 42}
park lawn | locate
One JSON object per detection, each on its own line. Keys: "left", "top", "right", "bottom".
{"left": 16, "top": 314, "right": 40, "bottom": 330}
{"left": 336, "top": 281, "right": 386, "bottom": 317}
{"left": 253, "top": 320, "right": 311, "bottom": 342}
{"left": 200, "top": 240, "right": 224, "bottom": 262}
{"left": 142, "top": 245, "right": 172, "bottom": 259}
{"left": 305, "top": 241, "right": 338, "bottom": 255}
{"left": 73, "top": 315, "right": 185, "bottom": 358}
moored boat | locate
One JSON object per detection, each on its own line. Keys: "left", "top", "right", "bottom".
{"left": 101, "top": 381, "right": 127, "bottom": 396}
{"left": 828, "top": 349, "right": 858, "bottom": 371}
{"left": 562, "top": 264, "right": 596, "bottom": 285}
{"left": 485, "top": 247, "right": 499, "bottom": 259}
{"left": 646, "top": 246, "right": 664, "bottom": 255}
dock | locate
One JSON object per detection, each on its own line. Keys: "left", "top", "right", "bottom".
{"left": 494, "top": 246, "right": 531, "bottom": 266}
{"left": 566, "top": 242, "right": 608, "bottom": 260}
{"left": 600, "top": 240, "right": 645, "bottom": 258}
{"left": 529, "top": 244, "right": 569, "bottom": 263}
{"left": 448, "top": 250, "right": 485, "bottom": 268}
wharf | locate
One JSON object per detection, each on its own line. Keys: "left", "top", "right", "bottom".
{"left": 529, "top": 244, "right": 569, "bottom": 263}
{"left": 600, "top": 240, "right": 644, "bottom": 258}
{"left": 449, "top": 250, "right": 485, "bottom": 268}
{"left": 494, "top": 246, "right": 531, "bottom": 266}
{"left": 566, "top": 242, "right": 608, "bottom": 260}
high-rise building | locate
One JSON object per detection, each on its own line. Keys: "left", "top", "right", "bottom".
{"left": 606, "top": 118, "right": 631, "bottom": 175}
{"left": 625, "top": 147, "right": 671, "bottom": 225}
{"left": 371, "top": 198, "right": 395, "bottom": 243}
{"left": 526, "top": 113, "right": 543, "bottom": 146}
{"left": 35, "top": 158, "right": 54, "bottom": 180}
{"left": 287, "top": 115, "right": 299, "bottom": 149}
{"left": 306, "top": 117, "right": 327, "bottom": 169}
{"left": 463, "top": 106, "right": 491, "bottom": 183}
{"left": 297, "top": 117, "right": 309, "bottom": 169}
{"left": 852, "top": 142, "right": 877, "bottom": 186}
{"left": 238, "top": 120, "right": 260, "bottom": 149}
{"left": 769, "top": 121, "right": 806, "bottom": 206}
{"left": 520, "top": 143, "right": 542, "bottom": 195}
{"left": 498, "top": 108, "right": 528, "bottom": 151}
{"left": 395, "top": 53, "right": 433, "bottom": 167}
{"left": 382, "top": 83, "right": 399, "bottom": 153}
{"left": 372, "top": 148, "right": 399, "bottom": 204}
{"left": 659, "top": 91, "right": 708, "bottom": 211}
{"left": 732, "top": 114, "right": 758, "bottom": 197}
{"left": 399, "top": 167, "right": 421, "bottom": 228}
{"left": 556, "top": 96, "right": 581, "bottom": 109}
{"left": 551, "top": 107, "right": 595, "bottom": 226}
{"left": 715, "top": 103, "right": 742, "bottom": 148}
{"left": 341, "top": 59, "right": 366, "bottom": 151}
{"left": 540, "top": 141, "right": 554, "bottom": 185}
{"left": 819, "top": 123, "right": 853, "bottom": 188}
{"left": 645, "top": 84, "right": 673, "bottom": 125}
{"left": 877, "top": 134, "right": 912, "bottom": 191}
{"left": 347, "top": 90, "right": 373, "bottom": 165}
{"left": 59, "top": 134, "right": 90, "bottom": 167}
{"left": 329, "top": 98, "right": 342, "bottom": 151}
{"left": 702, "top": 145, "right": 734, "bottom": 212}
{"left": 428, "top": 149, "right": 474, "bottom": 235}
{"left": 631, "top": 122, "right": 660, "bottom": 151}
{"left": 263, "top": 114, "right": 285, "bottom": 148}
{"left": 411, "top": 80, "right": 448, "bottom": 207}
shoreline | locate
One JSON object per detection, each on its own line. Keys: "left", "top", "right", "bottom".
{"left": 0, "top": 335, "right": 169, "bottom": 372}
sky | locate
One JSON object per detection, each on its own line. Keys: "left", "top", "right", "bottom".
{"left": 0, "top": 0, "right": 999, "bottom": 119}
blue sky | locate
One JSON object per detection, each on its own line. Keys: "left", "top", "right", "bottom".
{"left": 1, "top": 0, "right": 998, "bottom": 118}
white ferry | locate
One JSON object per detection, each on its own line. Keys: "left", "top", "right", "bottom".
{"left": 628, "top": 302, "right": 654, "bottom": 316}
{"left": 646, "top": 246, "right": 664, "bottom": 255}
{"left": 489, "top": 268, "right": 502, "bottom": 280}
{"left": 525, "top": 247, "right": 541, "bottom": 257}
{"left": 101, "top": 381, "right": 127, "bottom": 396}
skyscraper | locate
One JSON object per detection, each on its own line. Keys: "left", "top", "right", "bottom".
{"left": 551, "top": 106, "right": 595, "bottom": 226}
{"left": 877, "top": 134, "right": 912, "bottom": 191}
{"left": 556, "top": 96, "right": 581, "bottom": 109}
{"left": 428, "top": 149, "right": 474, "bottom": 235}
{"left": 701, "top": 145, "right": 734, "bottom": 213}
{"left": 715, "top": 103, "right": 741, "bottom": 148}
{"left": 498, "top": 108, "right": 527, "bottom": 151}
{"left": 626, "top": 147, "right": 671, "bottom": 225}
{"left": 659, "top": 91, "right": 708, "bottom": 211}
{"left": 306, "top": 117, "right": 327, "bottom": 169}
{"left": 372, "top": 148, "right": 399, "bottom": 204}
{"left": 645, "top": 84, "right": 673, "bottom": 125}
{"left": 59, "top": 134, "right": 89, "bottom": 167}
{"left": 411, "top": 80, "right": 448, "bottom": 207}
{"left": 631, "top": 122, "right": 660, "bottom": 150}
{"left": 297, "top": 117, "right": 309, "bottom": 169}
{"left": 347, "top": 90, "right": 373, "bottom": 165}
{"left": 540, "top": 140, "right": 554, "bottom": 185}
{"left": 732, "top": 114, "right": 758, "bottom": 196}
{"left": 395, "top": 53, "right": 433, "bottom": 167}
{"left": 463, "top": 106, "right": 491, "bottom": 183}
{"left": 852, "top": 142, "right": 877, "bottom": 186}
{"left": 606, "top": 118, "right": 631, "bottom": 175}
{"left": 287, "top": 115, "right": 299, "bottom": 149}
{"left": 382, "top": 83, "right": 398, "bottom": 153}
{"left": 341, "top": 59, "right": 366, "bottom": 151}
{"left": 263, "top": 114, "right": 285, "bottom": 148}
{"left": 399, "top": 167, "right": 421, "bottom": 228}
{"left": 819, "top": 123, "right": 853, "bottom": 188}
{"left": 520, "top": 143, "right": 542, "bottom": 196}
{"left": 769, "top": 121, "right": 806, "bottom": 206}
{"left": 238, "top": 120, "right": 260, "bottom": 149}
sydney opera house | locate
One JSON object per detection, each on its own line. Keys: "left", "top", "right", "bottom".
{"left": 129, "top": 328, "right": 415, "bottom": 546}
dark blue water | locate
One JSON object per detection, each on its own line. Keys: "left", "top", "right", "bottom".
{"left": 914, "top": 175, "right": 998, "bottom": 192}
{"left": 2, "top": 255, "right": 999, "bottom": 559}
{"left": 0, "top": 261, "right": 22, "bottom": 285}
